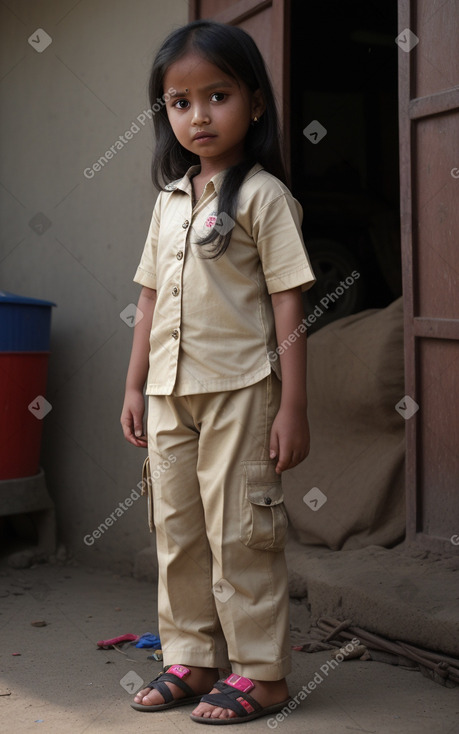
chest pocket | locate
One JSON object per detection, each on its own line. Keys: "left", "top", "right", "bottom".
{"left": 240, "top": 460, "right": 288, "bottom": 552}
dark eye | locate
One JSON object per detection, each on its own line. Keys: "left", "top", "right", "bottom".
{"left": 174, "top": 99, "right": 189, "bottom": 109}
{"left": 210, "top": 93, "right": 226, "bottom": 102}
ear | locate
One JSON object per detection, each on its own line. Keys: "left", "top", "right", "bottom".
{"left": 251, "top": 89, "right": 266, "bottom": 120}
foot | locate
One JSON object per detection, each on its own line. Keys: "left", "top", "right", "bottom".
{"left": 133, "top": 665, "right": 219, "bottom": 707}
{"left": 191, "top": 677, "right": 289, "bottom": 721}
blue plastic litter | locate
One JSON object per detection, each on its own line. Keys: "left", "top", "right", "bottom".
{"left": 135, "top": 633, "right": 161, "bottom": 648}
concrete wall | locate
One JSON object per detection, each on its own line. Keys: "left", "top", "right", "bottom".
{"left": 0, "top": 0, "right": 188, "bottom": 571}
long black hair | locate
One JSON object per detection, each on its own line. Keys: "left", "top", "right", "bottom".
{"left": 148, "top": 20, "right": 287, "bottom": 258}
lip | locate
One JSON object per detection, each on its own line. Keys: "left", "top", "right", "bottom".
{"left": 193, "top": 132, "right": 217, "bottom": 141}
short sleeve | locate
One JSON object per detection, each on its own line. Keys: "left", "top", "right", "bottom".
{"left": 252, "top": 193, "right": 316, "bottom": 294}
{"left": 133, "top": 194, "right": 162, "bottom": 290}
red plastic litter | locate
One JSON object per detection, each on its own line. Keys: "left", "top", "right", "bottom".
{"left": 97, "top": 634, "right": 139, "bottom": 649}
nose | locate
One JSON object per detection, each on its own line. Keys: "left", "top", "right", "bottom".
{"left": 191, "top": 102, "right": 210, "bottom": 126}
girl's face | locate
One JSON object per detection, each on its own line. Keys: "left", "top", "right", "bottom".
{"left": 163, "top": 51, "right": 264, "bottom": 172}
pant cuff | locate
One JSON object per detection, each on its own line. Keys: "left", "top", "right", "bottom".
{"left": 163, "top": 649, "right": 230, "bottom": 671}
{"left": 230, "top": 655, "right": 291, "bottom": 681}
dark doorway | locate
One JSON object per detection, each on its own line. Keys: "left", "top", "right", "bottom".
{"left": 290, "top": 0, "right": 401, "bottom": 330}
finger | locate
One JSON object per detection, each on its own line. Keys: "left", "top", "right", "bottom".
{"left": 133, "top": 419, "right": 145, "bottom": 439}
{"left": 120, "top": 416, "right": 133, "bottom": 440}
{"left": 275, "top": 458, "right": 285, "bottom": 474}
{"left": 269, "top": 433, "right": 279, "bottom": 463}
{"left": 276, "top": 450, "right": 294, "bottom": 474}
{"left": 121, "top": 416, "right": 145, "bottom": 446}
{"left": 124, "top": 432, "right": 148, "bottom": 448}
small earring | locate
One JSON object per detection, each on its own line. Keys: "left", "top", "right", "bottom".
{"left": 253, "top": 116, "right": 258, "bottom": 122}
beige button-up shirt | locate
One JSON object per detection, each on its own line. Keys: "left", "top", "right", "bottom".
{"left": 134, "top": 163, "right": 315, "bottom": 396}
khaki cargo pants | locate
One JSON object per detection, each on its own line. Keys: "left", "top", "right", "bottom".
{"left": 147, "top": 373, "right": 291, "bottom": 681}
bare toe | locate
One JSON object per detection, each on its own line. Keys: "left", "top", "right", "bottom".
{"left": 210, "top": 706, "right": 224, "bottom": 719}
{"left": 134, "top": 687, "right": 165, "bottom": 706}
{"left": 133, "top": 686, "right": 153, "bottom": 703}
{"left": 192, "top": 688, "right": 238, "bottom": 721}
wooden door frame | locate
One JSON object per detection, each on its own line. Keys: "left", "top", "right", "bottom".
{"left": 398, "top": 0, "right": 417, "bottom": 545}
{"left": 398, "top": 0, "right": 459, "bottom": 551}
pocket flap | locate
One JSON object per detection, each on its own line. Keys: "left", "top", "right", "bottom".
{"left": 141, "top": 456, "right": 150, "bottom": 495}
{"left": 141, "top": 456, "right": 154, "bottom": 533}
{"left": 242, "top": 460, "right": 284, "bottom": 507}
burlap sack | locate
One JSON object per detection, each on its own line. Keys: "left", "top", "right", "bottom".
{"left": 283, "top": 297, "right": 405, "bottom": 550}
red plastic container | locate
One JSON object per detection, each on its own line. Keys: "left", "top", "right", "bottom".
{"left": 0, "top": 352, "right": 51, "bottom": 479}
{"left": 0, "top": 292, "right": 55, "bottom": 480}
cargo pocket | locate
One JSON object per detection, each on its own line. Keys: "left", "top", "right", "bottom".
{"left": 240, "top": 460, "right": 288, "bottom": 551}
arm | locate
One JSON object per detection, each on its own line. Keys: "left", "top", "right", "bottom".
{"left": 120, "top": 286, "right": 157, "bottom": 447}
{"left": 269, "top": 286, "right": 310, "bottom": 474}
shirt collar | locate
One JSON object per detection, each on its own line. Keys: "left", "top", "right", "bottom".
{"left": 168, "top": 162, "right": 264, "bottom": 197}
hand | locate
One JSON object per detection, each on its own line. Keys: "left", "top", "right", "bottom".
{"left": 269, "top": 405, "right": 310, "bottom": 474}
{"left": 120, "top": 388, "right": 148, "bottom": 447}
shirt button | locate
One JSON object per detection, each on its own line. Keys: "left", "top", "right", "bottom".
{"left": 176, "top": 250, "right": 184, "bottom": 260}
{"left": 264, "top": 497, "right": 272, "bottom": 505}
{"left": 171, "top": 329, "right": 179, "bottom": 339}
{"left": 182, "top": 219, "right": 189, "bottom": 229}
{"left": 172, "top": 286, "right": 180, "bottom": 297}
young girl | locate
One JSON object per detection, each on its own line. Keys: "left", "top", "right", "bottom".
{"left": 121, "top": 19, "right": 315, "bottom": 724}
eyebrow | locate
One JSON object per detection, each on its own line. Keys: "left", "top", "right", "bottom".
{"left": 170, "top": 81, "right": 234, "bottom": 97}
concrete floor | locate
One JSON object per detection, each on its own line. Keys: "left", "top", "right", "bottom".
{"left": 1, "top": 561, "right": 458, "bottom": 734}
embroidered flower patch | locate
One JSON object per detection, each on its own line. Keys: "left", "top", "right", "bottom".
{"left": 205, "top": 215, "right": 217, "bottom": 228}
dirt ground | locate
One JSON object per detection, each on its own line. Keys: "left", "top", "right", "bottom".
{"left": 1, "top": 558, "right": 458, "bottom": 734}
